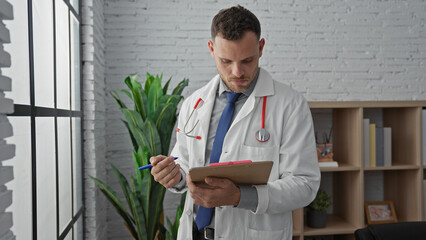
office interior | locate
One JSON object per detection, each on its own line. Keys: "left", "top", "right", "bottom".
{"left": 0, "top": 0, "right": 426, "bottom": 240}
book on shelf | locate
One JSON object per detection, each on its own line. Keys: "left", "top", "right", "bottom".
{"left": 383, "top": 127, "right": 392, "bottom": 167}
{"left": 363, "top": 118, "right": 370, "bottom": 167}
{"left": 319, "top": 161, "right": 339, "bottom": 167}
{"left": 369, "top": 123, "right": 376, "bottom": 167}
{"left": 376, "top": 127, "right": 384, "bottom": 167}
{"left": 423, "top": 109, "right": 426, "bottom": 166}
{"left": 375, "top": 127, "right": 392, "bottom": 167}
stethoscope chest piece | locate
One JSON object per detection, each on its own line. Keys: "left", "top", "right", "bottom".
{"left": 255, "top": 128, "right": 270, "bottom": 142}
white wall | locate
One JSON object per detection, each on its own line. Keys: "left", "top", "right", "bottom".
{"left": 0, "top": 0, "right": 15, "bottom": 239}
{"left": 81, "top": 0, "right": 108, "bottom": 239}
{"left": 84, "top": 0, "right": 426, "bottom": 239}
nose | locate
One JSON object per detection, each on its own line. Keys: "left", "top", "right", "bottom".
{"left": 231, "top": 63, "right": 244, "bottom": 78}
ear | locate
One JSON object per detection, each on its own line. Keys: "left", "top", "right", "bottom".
{"left": 258, "top": 38, "right": 265, "bottom": 58}
{"left": 208, "top": 40, "right": 215, "bottom": 57}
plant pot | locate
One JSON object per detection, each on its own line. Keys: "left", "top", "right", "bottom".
{"left": 307, "top": 209, "right": 326, "bottom": 228}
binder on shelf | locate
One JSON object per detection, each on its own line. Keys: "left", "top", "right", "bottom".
{"left": 363, "top": 118, "right": 370, "bottom": 167}
{"left": 383, "top": 127, "right": 392, "bottom": 167}
{"left": 369, "top": 123, "right": 376, "bottom": 167}
{"left": 376, "top": 127, "right": 384, "bottom": 167}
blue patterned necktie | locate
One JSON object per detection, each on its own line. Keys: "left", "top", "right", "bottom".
{"left": 195, "top": 91, "right": 241, "bottom": 230}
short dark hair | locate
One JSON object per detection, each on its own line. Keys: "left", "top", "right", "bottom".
{"left": 211, "top": 5, "right": 261, "bottom": 41}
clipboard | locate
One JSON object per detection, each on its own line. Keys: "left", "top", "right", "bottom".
{"left": 189, "top": 161, "right": 273, "bottom": 188}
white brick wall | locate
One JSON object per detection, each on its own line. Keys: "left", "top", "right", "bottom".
{"left": 82, "top": 0, "right": 108, "bottom": 239}
{"left": 83, "top": 0, "right": 426, "bottom": 239}
{"left": 0, "top": 0, "right": 15, "bottom": 239}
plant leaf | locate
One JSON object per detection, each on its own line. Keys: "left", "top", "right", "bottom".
{"left": 148, "top": 120, "right": 162, "bottom": 156}
{"left": 110, "top": 164, "right": 136, "bottom": 222}
{"left": 133, "top": 148, "right": 144, "bottom": 185}
{"left": 155, "top": 102, "right": 178, "bottom": 154}
{"left": 89, "top": 175, "right": 137, "bottom": 237}
{"left": 128, "top": 182, "right": 148, "bottom": 239}
{"left": 108, "top": 72, "right": 189, "bottom": 240}
{"left": 147, "top": 181, "right": 166, "bottom": 239}
{"left": 162, "top": 76, "right": 172, "bottom": 95}
{"left": 111, "top": 90, "right": 127, "bottom": 109}
{"left": 121, "top": 89, "right": 133, "bottom": 101}
{"left": 123, "top": 120, "right": 139, "bottom": 151}
{"left": 158, "top": 224, "right": 168, "bottom": 240}
{"left": 166, "top": 217, "right": 176, "bottom": 239}
{"left": 140, "top": 168, "right": 152, "bottom": 229}
{"left": 174, "top": 192, "right": 186, "bottom": 234}
{"left": 121, "top": 109, "right": 152, "bottom": 153}
{"left": 130, "top": 76, "right": 147, "bottom": 120}
{"left": 172, "top": 78, "right": 189, "bottom": 96}
{"left": 145, "top": 73, "right": 155, "bottom": 96}
{"left": 131, "top": 74, "right": 142, "bottom": 88}
{"left": 173, "top": 205, "right": 183, "bottom": 235}
{"left": 124, "top": 76, "right": 133, "bottom": 90}
{"left": 147, "top": 76, "right": 163, "bottom": 118}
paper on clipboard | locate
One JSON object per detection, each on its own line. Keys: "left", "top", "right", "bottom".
{"left": 189, "top": 161, "right": 273, "bottom": 188}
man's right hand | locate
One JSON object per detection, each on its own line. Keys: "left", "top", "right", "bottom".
{"left": 150, "top": 155, "right": 182, "bottom": 189}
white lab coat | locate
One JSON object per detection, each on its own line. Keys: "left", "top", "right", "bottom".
{"left": 170, "top": 68, "right": 320, "bottom": 240}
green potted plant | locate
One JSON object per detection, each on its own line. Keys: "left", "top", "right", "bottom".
{"left": 307, "top": 188, "right": 332, "bottom": 228}
{"left": 90, "top": 73, "right": 188, "bottom": 239}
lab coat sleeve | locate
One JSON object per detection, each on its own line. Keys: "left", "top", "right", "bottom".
{"left": 168, "top": 98, "right": 191, "bottom": 194}
{"left": 254, "top": 96, "right": 321, "bottom": 215}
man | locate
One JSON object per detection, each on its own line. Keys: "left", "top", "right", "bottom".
{"left": 150, "top": 5, "right": 320, "bottom": 240}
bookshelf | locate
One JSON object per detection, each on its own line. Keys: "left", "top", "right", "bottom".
{"left": 292, "top": 101, "right": 426, "bottom": 240}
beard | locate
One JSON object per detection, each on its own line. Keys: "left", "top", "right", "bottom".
{"left": 216, "top": 66, "right": 258, "bottom": 92}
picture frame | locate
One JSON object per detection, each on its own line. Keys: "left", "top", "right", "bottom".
{"left": 365, "top": 201, "right": 398, "bottom": 225}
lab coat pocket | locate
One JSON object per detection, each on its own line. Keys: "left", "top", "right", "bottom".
{"left": 240, "top": 144, "right": 279, "bottom": 162}
{"left": 240, "top": 144, "right": 280, "bottom": 181}
{"left": 246, "top": 212, "right": 291, "bottom": 240}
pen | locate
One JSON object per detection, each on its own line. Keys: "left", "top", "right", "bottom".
{"left": 138, "top": 157, "right": 178, "bottom": 170}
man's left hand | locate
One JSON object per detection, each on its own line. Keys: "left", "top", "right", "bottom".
{"left": 186, "top": 174, "right": 241, "bottom": 208}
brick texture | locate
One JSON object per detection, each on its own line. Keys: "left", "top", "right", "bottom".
{"left": 0, "top": 0, "right": 15, "bottom": 239}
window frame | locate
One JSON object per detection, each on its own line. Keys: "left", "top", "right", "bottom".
{"left": 7, "top": 0, "right": 84, "bottom": 239}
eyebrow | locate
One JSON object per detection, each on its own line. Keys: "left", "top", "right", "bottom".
{"left": 218, "top": 55, "right": 255, "bottom": 62}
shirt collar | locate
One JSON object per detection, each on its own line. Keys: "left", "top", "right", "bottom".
{"left": 218, "top": 68, "right": 260, "bottom": 97}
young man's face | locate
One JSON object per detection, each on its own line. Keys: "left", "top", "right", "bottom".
{"left": 208, "top": 31, "right": 265, "bottom": 93}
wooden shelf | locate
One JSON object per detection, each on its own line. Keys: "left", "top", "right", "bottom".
{"left": 292, "top": 230, "right": 301, "bottom": 237}
{"left": 364, "top": 165, "right": 420, "bottom": 171}
{"left": 320, "top": 163, "right": 360, "bottom": 172}
{"left": 309, "top": 101, "right": 426, "bottom": 109}
{"left": 304, "top": 215, "right": 358, "bottom": 236}
{"left": 297, "top": 101, "right": 426, "bottom": 240}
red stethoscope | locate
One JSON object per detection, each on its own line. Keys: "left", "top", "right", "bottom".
{"left": 255, "top": 96, "right": 270, "bottom": 142}
{"left": 176, "top": 96, "right": 270, "bottom": 142}
{"left": 176, "top": 98, "right": 204, "bottom": 140}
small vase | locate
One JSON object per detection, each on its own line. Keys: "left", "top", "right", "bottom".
{"left": 307, "top": 209, "right": 326, "bottom": 228}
